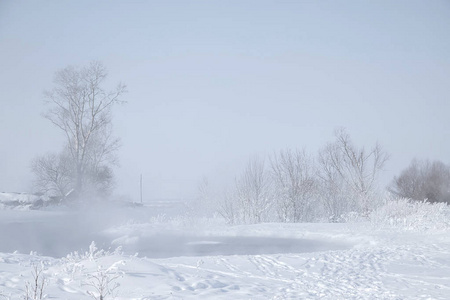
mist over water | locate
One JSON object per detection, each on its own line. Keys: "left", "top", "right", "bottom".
{"left": 0, "top": 206, "right": 352, "bottom": 258}
{"left": 0, "top": 210, "right": 111, "bottom": 257}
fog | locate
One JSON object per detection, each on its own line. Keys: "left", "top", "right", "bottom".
{"left": 0, "top": 0, "right": 448, "bottom": 255}
{"left": 1, "top": 1, "right": 449, "bottom": 201}
{"left": 1, "top": 3, "right": 450, "bottom": 299}
{"left": 0, "top": 0, "right": 449, "bottom": 276}
{"left": 0, "top": 206, "right": 353, "bottom": 258}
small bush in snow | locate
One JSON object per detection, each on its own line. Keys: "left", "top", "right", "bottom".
{"left": 24, "top": 264, "right": 47, "bottom": 300}
{"left": 64, "top": 242, "right": 123, "bottom": 263}
{"left": 62, "top": 242, "right": 123, "bottom": 282}
{"left": 83, "top": 262, "right": 124, "bottom": 300}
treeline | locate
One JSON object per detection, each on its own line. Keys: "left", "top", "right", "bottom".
{"left": 193, "top": 128, "right": 388, "bottom": 224}
{"left": 194, "top": 128, "right": 450, "bottom": 225}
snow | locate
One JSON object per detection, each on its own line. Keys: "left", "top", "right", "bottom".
{"left": 0, "top": 192, "right": 47, "bottom": 210}
{"left": 1, "top": 203, "right": 450, "bottom": 299}
{"left": 0, "top": 193, "right": 40, "bottom": 204}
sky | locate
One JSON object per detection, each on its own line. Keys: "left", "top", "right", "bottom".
{"left": 0, "top": 0, "right": 449, "bottom": 200}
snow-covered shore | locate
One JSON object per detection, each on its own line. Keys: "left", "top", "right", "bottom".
{"left": 1, "top": 208, "right": 450, "bottom": 299}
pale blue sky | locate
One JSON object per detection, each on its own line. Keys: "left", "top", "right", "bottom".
{"left": 1, "top": 1, "right": 449, "bottom": 199}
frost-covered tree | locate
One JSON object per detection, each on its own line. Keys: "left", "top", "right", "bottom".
{"left": 317, "top": 147, "right": 355, "bottom": 221}
{"left": 389, "top": 159, "right": 450, "bottom": 203}
{"left": 317, "top": 128, "right": 389, "bottom": 216}
{"left": 270, "top": 149, "right": 317, "bottom": 222}
{"left": 220, "top": 157, "right": 273, "bottom": 224}
{"left": 34, "top": 61, "right": 126, "bottom": 199}
{"left": 218, "top": 189, "right": 238, "bottom": 224}
{"left": 235, "top": 157, "right": 273, "bottom": 223}
{"left": 31, "top": 150, "right": 72, "bottom": 197}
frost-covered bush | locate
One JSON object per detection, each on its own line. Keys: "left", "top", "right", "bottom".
{"left": 60, "top": 242, "right": 125, "bottom": 299}
{"left": 64, "top": 242, "right": 121, "bottom": 264}
{"left": 61, "top": 242, "right": 124, "bottom": 283}
{"left": 24, "top": 264, "right": 47, "bottom": 300}
{"left": 84, "top": 264, "right": 123, "bottom": 300}
{"left": 370, "top": 197, "right": 450, "bottom": 232}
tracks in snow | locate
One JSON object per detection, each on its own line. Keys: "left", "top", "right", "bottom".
{"left": 161, "top": 241, "right": 450, "bottom": 299}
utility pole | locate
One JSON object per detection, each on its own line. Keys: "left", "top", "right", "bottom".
{"left": 140, "top": 174, "right": 143, "bottom": 204}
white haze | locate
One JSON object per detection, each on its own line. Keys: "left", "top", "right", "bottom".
{"left": 0, "top": 2, "right": 450, "bottom": 298}
{"left": 0, "top": 1, "right": 449, "bottom": 200}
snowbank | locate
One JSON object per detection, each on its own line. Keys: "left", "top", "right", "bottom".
{"left": 0, "top": 192, "right": 49, "bottom": 210}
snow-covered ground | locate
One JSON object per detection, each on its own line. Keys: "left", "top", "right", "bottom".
{"left": 1, "top": 204, "right": 450, "bottom": 299}
{"left": 0, "top": 192, "right": 48, "bottom": 210}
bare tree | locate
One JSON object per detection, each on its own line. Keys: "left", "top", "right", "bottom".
{"left": 40, "top": 61, "right": 126, "bottom": 198}
{"left": 218, "top": 189, "right": 237, "bottom": 224}
{"left": 234, "top": 157, "right": 273, "bottom": 224}
{"left": 81, "top": 124, "right": 120, "bottom": 197}
{"left": 31, "top": 150, "right": 72, "bottom": 197}
{"left": 389, "top": 159, "right": 450, "bottom": 203}
{"left": 317, "top": 128, "right": 389, "bottom": 216}
{"left": 317, "top": 145, "right": 354, "bottom": 221}
{"left": 270, "top": 149, "right": 317, "bottom": 222}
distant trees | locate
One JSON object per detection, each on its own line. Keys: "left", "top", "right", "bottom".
{"left": 219, "top": 157, "right": 273, "bottom": 224}
{"left": 233, "top": 157, "right": 273, "bottom": 224}
{"left": 317, "top": 128, "right": 389, "bottom": 216}
{"left": 218, "top": 190, "right": 238, "bottom": 225}
{"left": 32, "top": 61, "right": 126, "bottom": 200}
{"left": 218, "top": 128, "right": 390, "bottom": 224}
{"left": 317, "top": 147, "right": 353, "bottom": 222}
{"left": 270, "top": 149, "right": 316, "bottom": 222}
{"left": 389, "top": 159, "right": 450, "bottom": 203}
